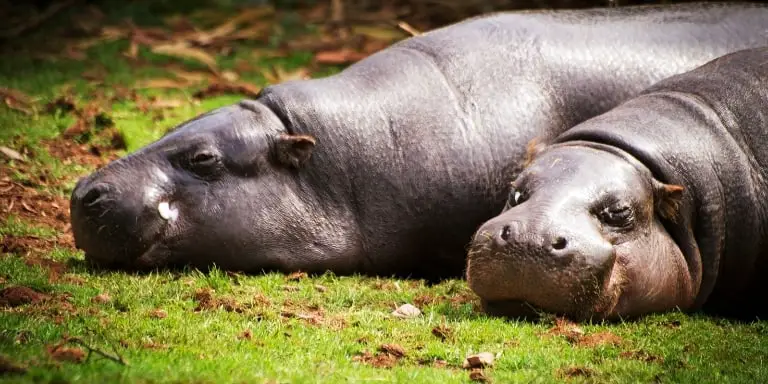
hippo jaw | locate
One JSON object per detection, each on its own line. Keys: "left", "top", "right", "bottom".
{"left": 467, "top": 143, "right": 693, "bottom": 320}
{"left": 467, "top": 213, "right": 626, "bottom": 321}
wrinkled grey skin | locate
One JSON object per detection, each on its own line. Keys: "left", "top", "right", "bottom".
{"left": 71, "top": 3, "right": 768, "bottom": 280}
{"left": 469, "top": 47, "right": 768, "bottom": 321}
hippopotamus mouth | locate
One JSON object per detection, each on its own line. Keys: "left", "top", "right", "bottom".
{"left": 467, "top": 236, "right": 626, "bottom": 321}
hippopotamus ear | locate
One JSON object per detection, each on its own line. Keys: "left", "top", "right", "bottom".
{"left": 652, "top": 179, "right": 685, "bottom": 221}
{"left": 275, "top": 134, "right": 316, "bottom": 169}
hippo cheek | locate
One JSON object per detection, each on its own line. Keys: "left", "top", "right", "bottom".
{"left": 609, "top": 223, "right": 694, "bottom": 318}
{"left": 467, "top": 218, "right": 622, "bottom": 320}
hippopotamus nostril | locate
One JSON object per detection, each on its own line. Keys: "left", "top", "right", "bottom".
{"left": 81, "top": 183, "right": 112, "bottom": 208}
{"left": 500, "top": 225, "right": 512, "bottom": 241}
{"left": 551, "top": 236, "right": 567, "bottom": 250}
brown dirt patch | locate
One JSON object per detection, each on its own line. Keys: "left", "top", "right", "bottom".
{"left": 353, "top": 350, "right": 399, "bottom": 369}
{"left": 193, "top": 288, "right": 245, "bottom": 313}
{"left": 432, "top": 325, "right": 453, "bottom": 341}
{"left": 149, "top": 309, "right": 168, "bottom": 319}
{"left": 545, "top": 318, "right": 585, "bottom": 343}
{"left": 1, "top": 233, "right": 73, "bottom": 259}
{"left": 0, "top": 180, "right": 73, "bottom": 234}
{"left": 544, "top": 318, "right": 622, "bottom": 347}
{"left": 90, "top": 293, "right": 111, "bottom": 304}
{"left": 559, "top": 366, "right": 595, "bottom": 379}
{"left": 576, "top": 331, "right": 623, "bottom": 348}
{"left": 285, "top": 271, "right": 307, "bottom": 281}
{"left": 47, "top": 345, "right": 85, "bottom": 363}
{"left": 414, "top": 294, "right": 438, "bottom": 307}
{"left": 43, "top": 138, "right": 119, "bottom": 170}
{"left": 238, "top": 329, "right": 253, "bottom": 340}
{"left": 24, "top": 255, "right": 69, "bottom": 282}
{"left": 0, "top": 286, "right": 50, "bottom": 307}
{"left": 352, "top": 344, "right": 407, "bottom": 369}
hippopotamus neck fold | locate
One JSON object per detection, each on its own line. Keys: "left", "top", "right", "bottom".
{"left": 555, "top": 56, "right": 768, "bottom": 314}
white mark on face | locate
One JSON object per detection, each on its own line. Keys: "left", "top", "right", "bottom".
{"left": 143, "top": 186, "right": 161, "bottom": 206}
{"left": 514, "top": 191, "right": 522, "bottom": 204}
{"left": 144, "top": 167, "right": 170, "bottom": 207}
{"left": 158, "top": 201, "right": 178, "bottom": 221}
{"left": 153, "top": 168, "right": 170, "bottom": 184}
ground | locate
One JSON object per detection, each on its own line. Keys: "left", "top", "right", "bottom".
{"left": 1, "top": 1, "right": 767, "bottom": 383}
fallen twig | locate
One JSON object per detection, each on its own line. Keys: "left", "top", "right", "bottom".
{"left": 60, "top": 336, "right": 128, "bottom": 366}
{"left": 397, "top": 21, "right": 421, "bottom": 36}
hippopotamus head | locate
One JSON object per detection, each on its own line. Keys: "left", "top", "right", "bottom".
{"left": 467, "top": 141, "right": 693, "bottom": 320}
{"left": 70, "top": 100, "right": 358, "bottom": 272}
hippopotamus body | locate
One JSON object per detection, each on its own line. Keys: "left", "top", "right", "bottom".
{"left": 70, "top": 3, "right": 768, "bottom": 280}
{"left": 469, "top": 47, "right": 768, "bottom": 320}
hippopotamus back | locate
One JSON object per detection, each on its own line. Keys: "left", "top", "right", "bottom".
{"left": 71, "top": 3, "right": 768, "bottom": 280}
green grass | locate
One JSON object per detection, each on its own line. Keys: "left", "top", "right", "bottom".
{"left": 1, "top": 1, "right": 767, "bottom": 383}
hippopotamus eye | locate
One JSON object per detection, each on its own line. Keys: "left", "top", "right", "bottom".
{"left": 599, "top": 206, "right": 633, "bottom": 228}
{"left": 186, "top": 150, "right": 221, "bottom": 177}
{"left": 191, "top": 151, "right": 217, "bottom": 165}
{"left": 505, "top": 188, "right": 526, "bottom": 209}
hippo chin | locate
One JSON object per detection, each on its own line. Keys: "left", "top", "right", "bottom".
{"left": 71, "top": 3, "right": 768, "bottom": 279}
{"left": 468, "top": 47, "right": 768, "bottom": 321}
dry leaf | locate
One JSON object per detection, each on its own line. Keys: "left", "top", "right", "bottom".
{"left": 227, "top": 23, "right": 271, "bottom": 41}
{"left": 149, "top": 98, "right": 185, "bottom": 109}
{"left": 151, "top": 42, "right": 218, "bottom": 72}
{"left": 463, "top": 352, "right": 495, "bottom": 369}
{"left": 286, "top": 272, "right": 307, "bottom": 281}
{"left": 0, "top": 146, "right": 25, "bottom": 162}
{"left": 220, "top": 70, "right": 239, "bottom": 82}
{"left": 149, "top": 309, "right": 168, "bottom": 319}
{"left": 392, "top": 303, "right": 421, "bottom": 319}
{"left": 397, "top": 21, "right": 421, "bottom": 36}
{"left": 135, "top": 78, "right": 192, "bottom": 89}
{"left": 0, "top": 87, "right": 35, "bottom": 115}
{"left": 192, "top": 81, "right": 261, "bottom": 99}
{"left": 431, "top": 325, "right": 452, "bottom": 341}
{"left": 469, "top": 369, "right": 488, "bottom": 382}
{"left": 315, "top": 49, "right": 368, "bottom": 65}
{"left": 378, "top": 343, "right": 406, "bottom": 357}
{"left": 189, "top": 8, "right": 267, "bottom": 43}
{"left": 91, "top": 293, "right": 111, "bottom": 304}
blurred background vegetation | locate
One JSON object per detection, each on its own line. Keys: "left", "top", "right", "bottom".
{"left": 2, "top": 0, "right": 760, "bottom": 43}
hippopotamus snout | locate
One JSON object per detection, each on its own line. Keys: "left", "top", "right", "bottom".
{"left": 467, "top": 208, "right": 618, "bottom": 319}
{"left": 70, "top": 156, "right": 176, "bottom": 269}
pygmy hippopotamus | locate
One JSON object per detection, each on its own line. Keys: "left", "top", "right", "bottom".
{"left": 468, "top": 47, "right": 768, "bottom": 320}
{"left": 70, "top": 3, "right": 768, "bottom": 280}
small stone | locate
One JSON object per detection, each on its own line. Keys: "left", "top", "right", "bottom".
{"left": 0, "top": 146, "right": 25, "bottom": 162}
{"left": 463, "top": 352, "right": 495, "bottom": 369}
{"left": 391, "top": 303, "right": 421, "bottom": 319}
